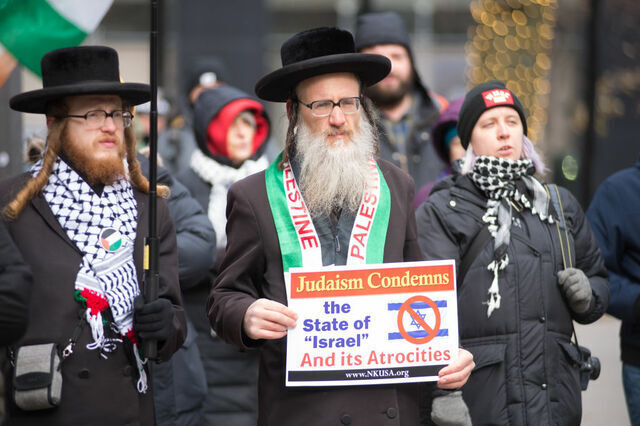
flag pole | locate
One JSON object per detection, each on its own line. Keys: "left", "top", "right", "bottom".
{"left": 142, "top": 0, "right": 159, "bottom": 359}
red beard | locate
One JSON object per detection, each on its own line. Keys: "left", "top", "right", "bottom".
{"left": 61, "top": 126, "right": 126, "bottom": 186}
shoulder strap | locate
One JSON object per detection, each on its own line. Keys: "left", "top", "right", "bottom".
{"left": 548, "top": 185, "right": 594, "bottom": 378}
{"left": 459, "top": 225, "right": 491, "bottom": 284}
{"left": 546, "top": 184, "right": 574, "bottom": 269}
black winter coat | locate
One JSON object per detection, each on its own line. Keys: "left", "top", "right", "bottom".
{"left": 176, "top": 166, "right": 261, "bottom": 425}
{"left": 209, "top": 159, "right": 424, "bottom": 426}
{"left": 415, "top": 175, "right": 608, "bottom": 426}
{"left": 0, "top": 173, "right": 186, "bottom": 426}
{"left": 0, "top": 219, "right": 32, "bottom": 346}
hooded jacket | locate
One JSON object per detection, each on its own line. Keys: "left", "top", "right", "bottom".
{"left": 177, "top": 85, "right": 270, "bottom": 209}
{"left": 587, "top": 153, "right": 640, "bottom": 367}
{"left": 416, "top": 174, "right": 608, "bottom": 425}
{"left": 175, "top": 85, "right": 270, "bottom": 426}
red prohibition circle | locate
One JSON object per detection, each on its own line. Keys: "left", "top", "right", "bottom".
{"left": 396, "top": 295, "right": 441, "bottom": 345}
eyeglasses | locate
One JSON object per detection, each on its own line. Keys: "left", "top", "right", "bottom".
{"left": 59, "top": 110, "right": 133, "bottom": 129}
{"left": 298, "top": 96, "right": 361, "bottom": 117}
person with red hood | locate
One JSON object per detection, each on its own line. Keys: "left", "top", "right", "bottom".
{"left": 176, "top": 85, "right": 270, "bottom": 425}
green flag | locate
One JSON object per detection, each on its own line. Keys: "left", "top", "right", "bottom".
{"left": 0, "top": 0, "right": 113, "bottom": 76}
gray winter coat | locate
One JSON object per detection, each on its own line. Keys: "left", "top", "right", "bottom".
{"left": 137, "top": 153, "right": 215, "bottom": 426}
{"left": 377, "top": 88, "right": 448, "bottom": 192}
{"left": 415, "top": 175, "right": 608, "bottom": 425}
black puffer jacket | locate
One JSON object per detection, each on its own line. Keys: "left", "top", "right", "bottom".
{"left": 415, "top": 175, "right": 608, "bottom": 426}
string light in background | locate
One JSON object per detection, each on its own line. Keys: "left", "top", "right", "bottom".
{"left": 466, "top": 0, "right": 557, "bottom": 145}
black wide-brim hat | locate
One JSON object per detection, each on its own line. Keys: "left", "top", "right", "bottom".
{"left": 255, "top": 27, "right": 391, "bottom": 102}
{"left": 10, "top": 45, "right": 150, "bottom": 114}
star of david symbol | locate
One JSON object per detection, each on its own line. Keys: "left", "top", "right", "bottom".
{"left": 409, "top": 309, "right": 427, "bottom": 329}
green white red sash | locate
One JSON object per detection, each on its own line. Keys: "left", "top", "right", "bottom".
{"left": 265, "top": 152, "right": 390, "bottom": 272}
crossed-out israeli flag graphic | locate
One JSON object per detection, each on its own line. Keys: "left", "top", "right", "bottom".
{"left": 387, "top": 300, "right": 449, "bottom": 341}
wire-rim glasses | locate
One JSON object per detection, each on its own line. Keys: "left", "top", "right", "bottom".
{"left": 58, "top": 110, "right": 134, "bottom": 129}
{"left": 298, "top": 96, "right": 361, "bottom": 117}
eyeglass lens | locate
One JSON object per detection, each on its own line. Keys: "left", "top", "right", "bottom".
{"left": 311, "top": 98, "right": 360, "bottom": 116}
{"left": 85, "top": 111, "right": 132, "bottom": 129}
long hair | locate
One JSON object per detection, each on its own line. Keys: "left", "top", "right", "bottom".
{"left": 2, "top": 99, "right": 168, "bottom": 221}
{"left": 123, "top": 101, "right": 170, "bottom": 198}
{"left": 279, "top": 90, "right": 380, "bottom": 169}
{"left": 3, "top": 102, "right": 68, "bottom": 220}
{"left": 460, "top": 135, "right": 547, "bottom": 175}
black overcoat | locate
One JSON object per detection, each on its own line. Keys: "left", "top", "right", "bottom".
{"left": 208, "top": 159, "right": 426, "bottom": 426}
{"left": 416, "top": 175, "right": 608, "bottom": 425}
{"left": 0, "top": 173, "right": 186, "bottom": 426}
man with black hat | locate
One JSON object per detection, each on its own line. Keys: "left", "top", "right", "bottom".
{"left": 0, "top": 45, "right": 186, "bottom": 425}
{"left": 207, "top": 27, "right": 474, "bottom": 425}
{"left": 355, "top": 11, "right": 450, "bottom": 194}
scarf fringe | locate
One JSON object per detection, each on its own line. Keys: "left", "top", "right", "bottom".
{"left": 132, "top": 344, "right": 148, "bottom": 393}
{"left": 85, "top": 312, "right": 106, "bottom": 352}
{"left": 486, "top": 255, "right": 508, "bottom": 317}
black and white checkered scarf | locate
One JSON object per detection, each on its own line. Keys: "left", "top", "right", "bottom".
{"left": 468, "top": 156, "right": 554, "bottom": 317}
{"left": 31, "top": 157, "right": 148, "bottom": 392}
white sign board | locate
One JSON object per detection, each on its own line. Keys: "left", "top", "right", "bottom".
{"left": 285, "top": 260, "right": 459, "bottom": 387}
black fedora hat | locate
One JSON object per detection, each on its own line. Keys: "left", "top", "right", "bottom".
{"left": 10, "top": 45, "right": 150, "bottom": 114}
{"left": 255, "top": 27, "right": 391, "bottom": 102}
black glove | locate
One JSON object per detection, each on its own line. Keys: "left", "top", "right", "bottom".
{"left": 134, "top": 295, "right": 175, "bottom": 341}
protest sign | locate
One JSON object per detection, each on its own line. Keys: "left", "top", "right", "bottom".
{"left": 285, "top": 260, "right": 458, "bottom": 387}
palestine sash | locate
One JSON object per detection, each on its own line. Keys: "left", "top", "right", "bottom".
{"left": 265, "top": 152, "right": 390, "bottom": 272}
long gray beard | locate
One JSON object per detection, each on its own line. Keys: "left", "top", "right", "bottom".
{"left": 297, "top": 117, "right": 376, "bottom": 217}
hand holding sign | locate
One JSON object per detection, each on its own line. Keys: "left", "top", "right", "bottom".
{"left": 436, "top": 348, "right": 475, "bottom": 389}
{"left": 244, "top": 298, "right": 298, "bottom": 340}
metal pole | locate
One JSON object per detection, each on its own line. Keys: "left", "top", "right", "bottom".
{"left": 143, "top": 0, "right": 159, "bottom": 359}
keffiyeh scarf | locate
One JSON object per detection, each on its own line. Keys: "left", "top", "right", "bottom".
{"left": 32, "top": 158, "right": 148, "bottom": 393}
{"left": 190, "top": 149, "right": 269, "bottom": 248}
{"left": 467, "top": 156, "right": 554, "bottom": 318}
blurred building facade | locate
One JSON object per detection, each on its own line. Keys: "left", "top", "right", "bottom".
{"left": 1, "top": 0, "right": 638, "bottom": 207}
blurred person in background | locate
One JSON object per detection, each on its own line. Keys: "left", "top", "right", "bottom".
{"left": 137, "top": 152, "right": 215, "bottom": 426}
{"left": 587, "top": 153, "right": 640, "bottom": 426}
{"left": 0, "top": 221, "right": 33, "bottom": 344}
{"left": 134, "top": 89, "right": 171, "bottom": 150}
{"left": 416, "top": 81, "right": 609, "bottom": 425}
{"left": 414, "top": 96, "right": 466, "bottom": 209}
{"left": 355, "top": 11, "right": 449, "bottom": 194}
{"left": 176, "top": 84, "right": 270, "bottom": 425}
{"left": 0, "top": 220, "right": 33, "bottom": 423}
{"left": 160, "top": 57, "right": 228, "bottom": 174}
